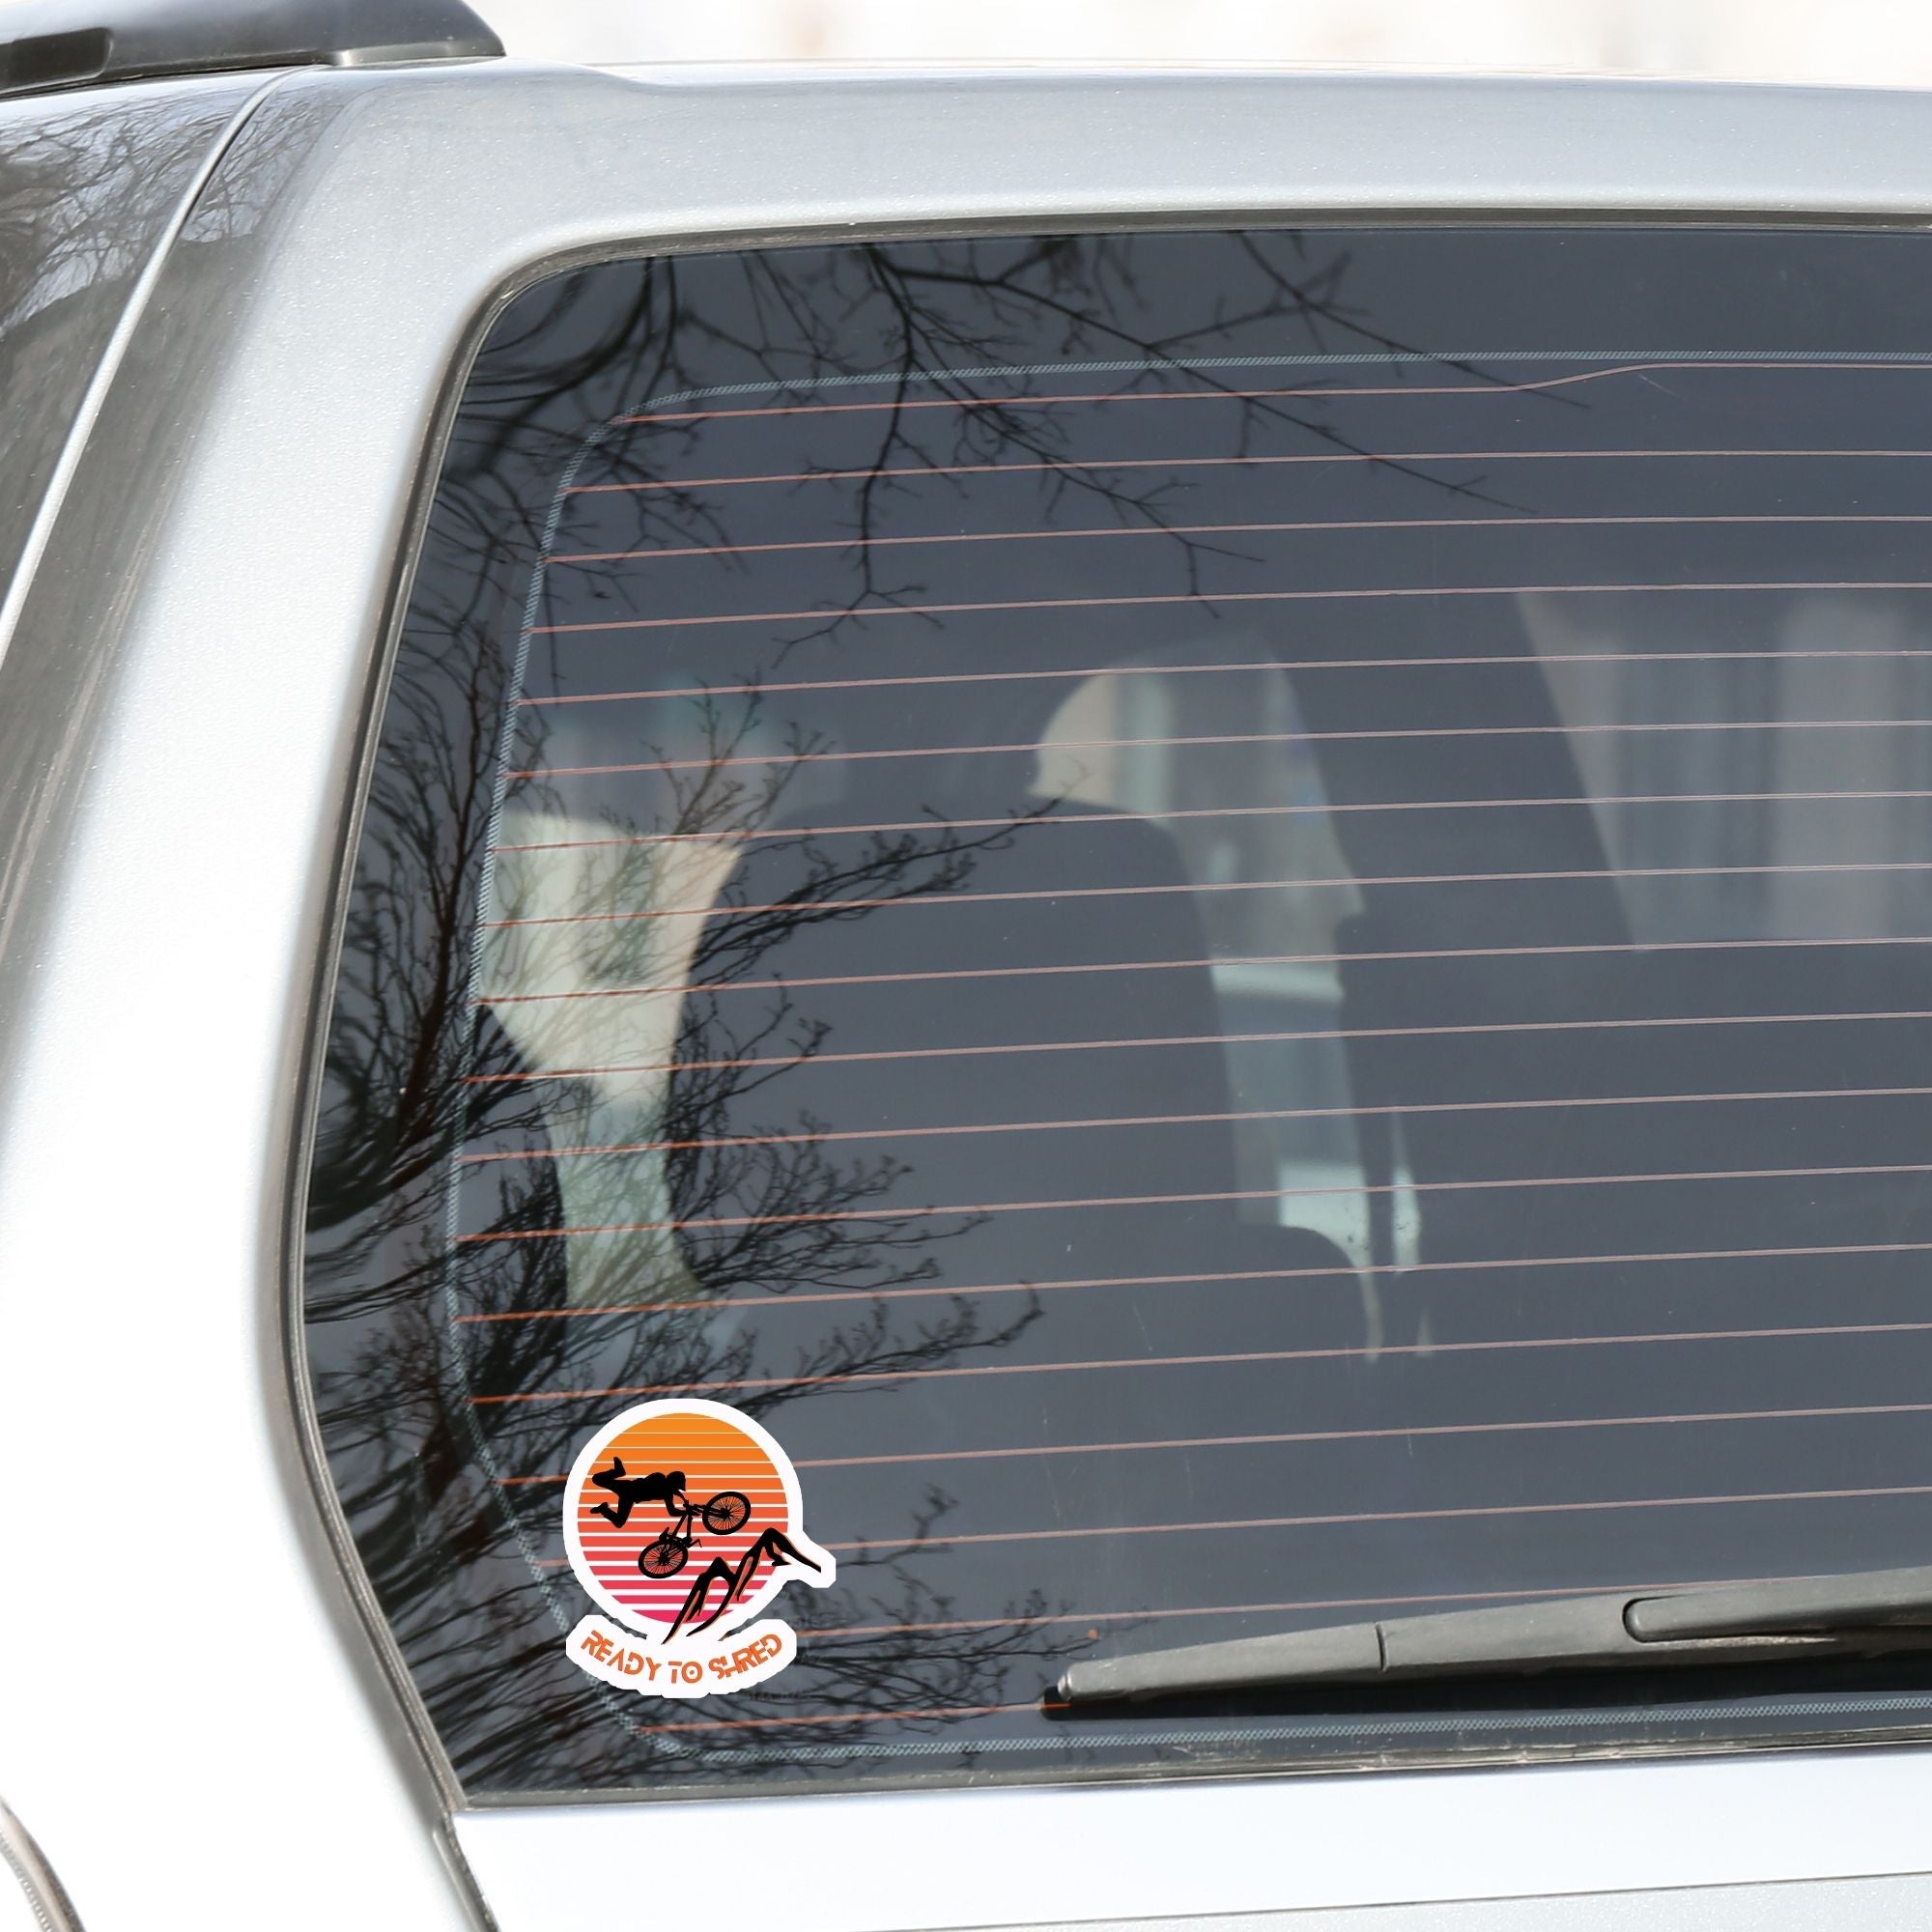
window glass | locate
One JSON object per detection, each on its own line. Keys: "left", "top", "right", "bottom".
{"left": 306, "top": 229, "right": 1932, "bottom": 1798}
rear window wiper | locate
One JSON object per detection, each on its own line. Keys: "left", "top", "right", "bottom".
{"left": 1055, "top": 1566, "right": 1932, "bottom": 1706}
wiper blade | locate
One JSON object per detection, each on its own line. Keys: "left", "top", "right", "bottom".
{"left": 1055, "top": 1565, "right": 1932, "bottom": 1706}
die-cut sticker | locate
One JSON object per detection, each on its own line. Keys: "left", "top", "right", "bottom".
{"left": 560, "top": 1398, "right": 836, "bottom": 1698}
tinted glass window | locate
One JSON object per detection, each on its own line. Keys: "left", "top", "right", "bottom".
{"left": 306, "top": 229, "right": 1932, "bottom": 1798}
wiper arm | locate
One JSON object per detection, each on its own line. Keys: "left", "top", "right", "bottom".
{"left": 1056, "top": 1565, "right": 1932, "bottom": 1706}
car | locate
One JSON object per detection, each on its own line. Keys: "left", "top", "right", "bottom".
{"left": 12, "top": 2, "right": 1932, "bottom": 1927}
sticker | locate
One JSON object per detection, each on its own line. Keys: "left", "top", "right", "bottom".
{"left": 560, "top": 1398, "right": 836, "bottom": 1698}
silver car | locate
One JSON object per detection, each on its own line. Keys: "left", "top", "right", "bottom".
{"left": 11, "top": 3, "right": 1932, "bottom": 1927}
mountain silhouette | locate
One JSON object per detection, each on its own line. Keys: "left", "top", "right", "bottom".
{"left": 666, "top": 1526, "right": 824, "bottom": 1640}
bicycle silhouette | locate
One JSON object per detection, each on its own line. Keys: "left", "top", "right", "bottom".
{"left": 588, "top": 1458, "right": 753, "bottom": 1580}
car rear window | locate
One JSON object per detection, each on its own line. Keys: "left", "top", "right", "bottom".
{"left": 304, "top": 227, "right": 1932, "bottom": 1800}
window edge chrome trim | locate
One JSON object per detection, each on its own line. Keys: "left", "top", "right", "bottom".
{"left": 0, "top": 1798, "right": 85, "bottom": 1932}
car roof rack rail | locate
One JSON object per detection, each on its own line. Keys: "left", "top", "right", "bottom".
{"left": 0, "top": 0, "right": 503, "bottom": 101}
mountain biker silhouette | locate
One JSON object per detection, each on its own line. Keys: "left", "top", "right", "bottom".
{"left": 589, "top": 1458, "right": 685, "bottom": 1528}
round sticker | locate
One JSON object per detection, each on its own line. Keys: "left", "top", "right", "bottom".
{"left": 559, "top": 1398, "right": 835, "bottom": 1698}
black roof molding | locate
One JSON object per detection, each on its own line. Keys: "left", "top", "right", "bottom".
{"left": 0, "top": 0, "right": 504, "bottom": 99}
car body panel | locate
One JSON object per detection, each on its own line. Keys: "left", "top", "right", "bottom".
{"left": 11, "top": 56, "right": 1932, "bottom": 1930}
{"left": 0, "top": 72, "right": 264, "bottom": 642}
{"left": 454, "top": 1747, "right": 1932, "bottom": 1928}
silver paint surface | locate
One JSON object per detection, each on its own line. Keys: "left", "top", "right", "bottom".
{"left": 0, "top": 1796, "right": 82, "bottom": 1932}
{"left": 11, "top": 57, "right": 1932, "bottom": 1931}
{"left": 0, "top": 73, "right": 259, "bottom": 628}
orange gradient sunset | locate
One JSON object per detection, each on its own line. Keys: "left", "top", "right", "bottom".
{"left": 567, "top": 1406, "right": 789, "bottom": 1627}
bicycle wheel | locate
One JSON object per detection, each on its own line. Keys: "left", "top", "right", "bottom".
{"left": 703, "top": 1491, "right": 752, "bottom": 1535}
{"left": 639, "top": 1534, "right": 689, "bottom": 1578}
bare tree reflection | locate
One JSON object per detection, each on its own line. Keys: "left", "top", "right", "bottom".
{"left": 309, "top": 613, "right": 1074, "bottom": 1788}
{"left": 439, "top": 232, "right": 1542, "bottom": 660}
{"left": 0, "top": 90, "right": 244, "bottom": 593}
{"left": 303, "top": 230, "right": 1518, "bottom": 1791}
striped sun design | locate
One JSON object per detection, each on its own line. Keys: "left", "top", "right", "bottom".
{"left": 569, "top": 1406, "right": 787, "bottom": 1628}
